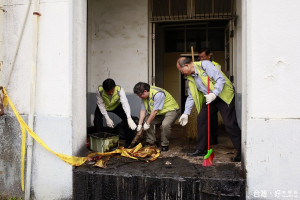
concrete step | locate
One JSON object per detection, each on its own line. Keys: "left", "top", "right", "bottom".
{"left": 73, "top": 156, "right": 245, "bottom": 200}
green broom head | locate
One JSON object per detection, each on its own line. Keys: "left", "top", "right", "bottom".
{"left": 202, "top": 149, "right": 214, "bottom": 166}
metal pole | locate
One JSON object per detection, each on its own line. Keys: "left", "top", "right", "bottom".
{"left": 25, "top": 0, "right": 40, "bottom": 199}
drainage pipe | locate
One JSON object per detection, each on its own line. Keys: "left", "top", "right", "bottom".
{"left": 25, "top": 0, "right": 40, "bottom": 199}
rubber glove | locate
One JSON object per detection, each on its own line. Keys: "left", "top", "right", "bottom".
{"left": 204, "top": 93, "right": 217, "bottom": 104}
{"left": 127, "top": 117, "right": 137, "bottom": 130}
{"left": 143, "top": 122, "right": 150, "bottom": 131}
{"left": 179, "top": 114, "right": 188, "bottom": 126}
{"left": 105, "top": 115, "right": 114, "bottom": 128}
{"left": 136, "top": 124, "right": 142, "bottom": 132}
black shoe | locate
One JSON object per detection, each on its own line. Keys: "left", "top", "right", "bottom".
{"left": 187, "top": 150, "right": 207, "bottom": 157}
{"left": 161, "top": 146, "right": 169, "bottom": 152}
{"left": 231, "top": 154, "right": 241, "bottom": 162}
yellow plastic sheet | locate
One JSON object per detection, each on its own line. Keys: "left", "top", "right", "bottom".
{"left": 87, "top": 143, "right": 160, "bottom": 167}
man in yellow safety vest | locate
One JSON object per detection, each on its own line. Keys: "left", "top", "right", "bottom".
{"left": 176, "top": 57, "right": 241, "bottom": 162}
{"left": 94, "top": 78, "right": 137, "bottom": 141}
{"left": 133, "top": 82, "right": 180, "bottom": 152}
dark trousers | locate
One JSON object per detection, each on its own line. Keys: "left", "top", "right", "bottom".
{"left": 211, "top": 112, "right": 218, "bottom": 143}
{"left": 196, "top": 96, "right": 241, "bottom": 153}
{"left": 94, "top": 104, "right": 129, "bottom": 133}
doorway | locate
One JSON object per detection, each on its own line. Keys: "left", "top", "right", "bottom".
{"left": 154, "top": 20, "right": 229, "bottom": 112}
{"left": 151, "top": 19, "right": 240, "bottom": 164}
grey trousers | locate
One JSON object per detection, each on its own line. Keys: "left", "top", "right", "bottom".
{"left": 145, "top": 109, "right": 180, "bottom": 147}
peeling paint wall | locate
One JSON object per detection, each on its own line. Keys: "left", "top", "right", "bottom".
{"left": 87, "top": 0, "right": 148, "bottom": 126}
{"left": 245, "top": 0, "right": 300, "bottom": 199}
{"left": 0, "top": 0, "right": 86, "bottom": 199}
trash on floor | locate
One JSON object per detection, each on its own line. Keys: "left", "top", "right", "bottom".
{"left": 87, "top": 143, "right": 160, "bottom": 168}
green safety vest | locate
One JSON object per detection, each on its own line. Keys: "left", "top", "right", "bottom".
{"left": 187, "top": 61, "right": 234, "bottom": 114}
{"left": 98, "top": 85, "right": 121, "bottom": 111}
{"left": 144, "top": 86, "right": 179, "bottom": 115}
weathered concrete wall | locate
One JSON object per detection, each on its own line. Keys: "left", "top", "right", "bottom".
{"left": 0, "top": 116, "right": 25, "bottom": 198}
{"left": 0, "top": 0, "right": 3, "bottom": 85}
{"left": 87, "top": 0, "right": 148, "bottom": 127}
{"left": 1, "top": 0, "right": 86, "bottom": 199}
{"left": 1, "top": 1, "right": 32, "bottom": 198}
{"left": 245, "top": 0, "right": 300, "bottom": 199}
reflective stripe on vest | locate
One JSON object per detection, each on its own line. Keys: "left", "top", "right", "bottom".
{"left": 143, "top": 86, "right": 179, "bottom": 115}
{"left": 98, "top": 85, "right": 121, "bottom": 111}
{"left": 187, "top": 61, "right": 235, "bottom": 113}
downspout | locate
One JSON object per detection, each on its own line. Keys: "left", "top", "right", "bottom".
{"left": 25, "top": 0, "right": 40, "bottom": 199}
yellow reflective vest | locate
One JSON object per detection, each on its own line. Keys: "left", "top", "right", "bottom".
{"left": 98, "top": 85, "right": 121, "bottom": 111}
{"left": 144, "top": 86, "right": 179, "bottom": 115}
{"left": 187, "top": 61, "right": 235, "bottom": 114}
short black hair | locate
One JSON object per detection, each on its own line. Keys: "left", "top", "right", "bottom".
{"left": 133, "top": 82, "right": 150, "bottom": 94}
{"left": 177, "top": 57, "right": 193, "bottom": 68}
{"left": 198, "top": 47, "right": 210, "bottom": 56}
{"left": 102, "top": 78, "right": 116, "bottom": 91}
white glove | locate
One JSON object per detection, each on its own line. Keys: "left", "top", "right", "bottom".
{"left": 136, "top": 124, "right": 142, "bottom": 132}
{"left": 179, "top": 114, "right": 188, "bottom": 126}
{"left": 127, "top": 117, "right": 137, "bottom": 130}
{"left": 105, "top": 116, "right": 114, "bottom": 128}
{"left": 204, "top": 93, "right": 217, "bottom": 104}
{"left": 143, "top": 122, "right": 150, "bottom": 131}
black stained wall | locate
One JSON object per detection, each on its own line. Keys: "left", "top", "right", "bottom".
{"left": 73, "top": 158, "right": 245, "bottom": 200}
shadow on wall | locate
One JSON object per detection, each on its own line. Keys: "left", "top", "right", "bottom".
{"left": 87, "top": 92, "right": 141, "bottom": 127}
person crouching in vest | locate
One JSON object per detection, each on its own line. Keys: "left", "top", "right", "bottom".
{"left": 133, "top": 82, "right": 180, "bottom": 152}
{"left": 176, "top": 57, "right": 241, "bottom": 162}
{"left": 94, "top": 78, "right": 137, "bottom": 140}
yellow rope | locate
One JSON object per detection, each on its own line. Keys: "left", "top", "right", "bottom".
{"left": 3, "top": 88, "right": 88, "bottom": 190}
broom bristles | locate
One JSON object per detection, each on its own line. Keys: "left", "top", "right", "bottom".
{"left": 202, "top": 151, "right": 215, "bottom": 166}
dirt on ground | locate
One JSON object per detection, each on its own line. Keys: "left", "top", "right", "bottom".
{"left": 88, "top": 124, "right": 241, "bottom": 168}
{"left": 145, "top": 124, "right": 240, "bottom": 166}
{"left": 83, "top": 123, "right": 244, "bottom": 178}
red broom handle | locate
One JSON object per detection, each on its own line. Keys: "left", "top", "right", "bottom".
{"left": 207, "top": 77, "right": 210, "bottom": 150}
